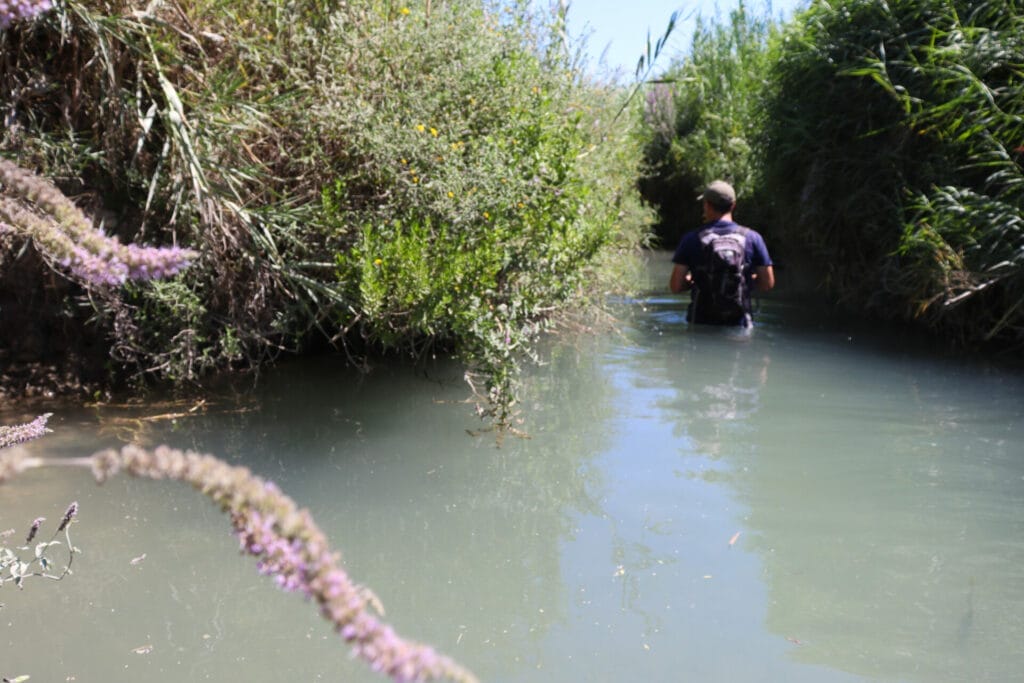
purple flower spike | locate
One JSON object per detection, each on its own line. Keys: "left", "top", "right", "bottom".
{"left": 0, "top": 160, "right": 198, "bottom": 287}
{"left": 25, "top": 517, "right": 45, "bottom": 543}
{"left": 89, "top": 445, "right": 479, "bottom": 683}
{"left": 0, "top": 0, "right": 53, "bottom": 29}
{"left": 57, "top": 501, "right": 78, "bottom": 532}
{"left": 0, "top": 413, "right": 53, "bottom": 450}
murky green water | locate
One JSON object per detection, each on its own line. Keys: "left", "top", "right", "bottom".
{"left": 3, "top": 253, "right": 1023, "bottom": 682}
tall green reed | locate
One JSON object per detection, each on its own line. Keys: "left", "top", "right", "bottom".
{"left": 762, "top": 0, "right": 1023, "bottom": 346}
{"left": 637, "top": 1, "right": 779, "bottom": 246}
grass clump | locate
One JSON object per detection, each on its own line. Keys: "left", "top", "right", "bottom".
{"left": 761, "top": 0, "right": 1024, "bottom": 346}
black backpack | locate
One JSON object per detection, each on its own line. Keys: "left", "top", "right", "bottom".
{"left": 694, "top": 227, "right": 750, "bottom": 325}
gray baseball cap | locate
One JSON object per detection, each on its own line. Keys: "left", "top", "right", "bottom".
{"left": 700, "top": 180, "right": 736, "bottom": 208}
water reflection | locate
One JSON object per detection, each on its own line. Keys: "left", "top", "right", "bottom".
{"left": 2, "top": 253, "right": 1023, "bottom": 682}
{"left": 617, "top": 252, "right": 1024, "bottom": 682}
{"left": 740, "top": 353, "right": 1024, "bottom": 682}
{"left": 0, "top": 351, "right": 623, "bottom": 682}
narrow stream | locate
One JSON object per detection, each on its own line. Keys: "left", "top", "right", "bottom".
{"left": 3, "top": 252, "right": 1023, "bottom": 682}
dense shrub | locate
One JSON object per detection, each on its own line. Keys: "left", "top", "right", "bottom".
{"left": 761, "top": 0, "right": 1024, "bottom": 345}
{"left": 0, "top": 0, "right": 648, "bottom": 418}
{"left": 320, "top": 3, "right": 645, "bottom": 419}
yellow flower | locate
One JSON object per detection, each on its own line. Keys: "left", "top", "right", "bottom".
{"left": 430, "top": 127, "right": 438, "bottom": 137}
{"left": 400, "top": 7, "right": 410, "bottom": 15}
{"left": 483, "top": 212, "right": 490, "bottom": 220}
{"left": 373, "top": 258, "right": 383, "bottom": 266}
{"left": 447, "top": 191, "right": 454, "bottom": 198}
{"left": 400, "top": 158, "right": 407, "bottom": 165}
{"left": 415, "top": 124, "right": 425, "bottom": 133}
{"left": 412, "top": 175, "right": 419, "bottom": 183}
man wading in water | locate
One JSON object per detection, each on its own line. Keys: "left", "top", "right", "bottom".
{"left": 669, "top": 180, "right": 775, "bottom": 327}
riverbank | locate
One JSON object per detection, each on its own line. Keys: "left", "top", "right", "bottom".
{"left": 0, "top": 0, "right": 651, "bottom": 421}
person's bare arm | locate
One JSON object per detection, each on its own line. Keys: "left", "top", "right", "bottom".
{"left": 753, "top": 265, "right": 775, "bottom": 291}
{"left": 669, "top": 264, "right": 691, "bottom": 293}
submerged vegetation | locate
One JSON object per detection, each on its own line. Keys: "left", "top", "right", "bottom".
{"left": 0, "top": 0, "right": 649, "bottom": 419}
{"left": 640, "top": 0, "right": 1024, "bottom": 349}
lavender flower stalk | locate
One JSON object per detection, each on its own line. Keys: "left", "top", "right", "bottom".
{"left": 25, "top": 517, "right": 44, "bottom": 544}
{"left": 56, "top": 501, "right": 78, "bottom": 532}
{"left": 0, "top": 413, "right": 52, "bottom": 450}
{"left": 0, "top": 160, "right": 198, "bottom": 286}
{"left": 1, "top": 503, "right": 79, "bottom": 588}
{"left": 0, "top": 0, "right": 52, "bottom": 29}
{"left": 90, "top": 445, "right": 478, "bottom": 683}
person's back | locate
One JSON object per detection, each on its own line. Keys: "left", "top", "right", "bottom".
{"left": 669, "top": 181, "right": 774, "bottom": 326}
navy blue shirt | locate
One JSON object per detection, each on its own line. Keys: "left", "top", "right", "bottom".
{"left": 672, "top": 220, "right": 772, "bottom": 272}
{"left": 671, "top": 219, "right": 773, "bottom": 324}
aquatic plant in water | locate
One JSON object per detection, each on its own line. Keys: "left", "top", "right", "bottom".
{"left": 0, "top": 416, "right": 478, "bottom": 683}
